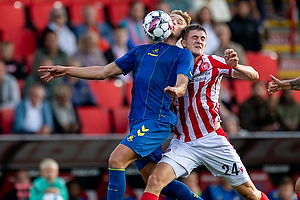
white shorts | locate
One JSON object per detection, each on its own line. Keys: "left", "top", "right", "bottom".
{"left": 159, "top": 128, "right": 250, "bottom": 187}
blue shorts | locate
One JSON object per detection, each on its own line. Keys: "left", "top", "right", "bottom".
{"left": 121, "top": 119, "right": 172, "bottom": 170}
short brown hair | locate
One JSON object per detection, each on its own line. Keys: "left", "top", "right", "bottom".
{"left": 180, "top": 24, "right": 207, "bottom": 40}
{"left": 170, "top": 10, "right": 191, "bottom": 26}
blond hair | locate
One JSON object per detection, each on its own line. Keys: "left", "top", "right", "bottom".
{"left": 39, "top": 158, "right": 59, "bottom": 170}
{"left": 170, "top": 10, "right": 191, "bottom": 26}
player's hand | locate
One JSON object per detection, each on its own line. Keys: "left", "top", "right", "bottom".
{"left": 224, "top": 49, "right": 239, "bottom": 69}
{"left": 164, "top": 86, "right": 178, "bottom": 98}
{"left": 38, "top": 65, "right": 67, "bottom": 82}
{"left": 268, "top": 75, "right": 282, "bottom": 95}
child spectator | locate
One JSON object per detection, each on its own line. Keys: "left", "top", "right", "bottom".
{"left": 30, "top": 158, "right": 69, "bottom": 200}
{"left": 0, "top": 41, "right": 27, "bottom": 79}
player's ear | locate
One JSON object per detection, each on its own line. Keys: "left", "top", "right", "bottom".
{"left": 181, "top": 38, "right": 186, "bottom": 48}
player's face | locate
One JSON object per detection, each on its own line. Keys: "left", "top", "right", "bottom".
{"left": 169, "top": 14, "right": 187, "bottom": 38}
{"left": 181, "top": 30, "right": 207, "bottom": 57}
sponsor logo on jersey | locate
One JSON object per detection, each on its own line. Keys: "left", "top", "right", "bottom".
{"left": 127, "top": 134, "right": 134, "bottom": 142}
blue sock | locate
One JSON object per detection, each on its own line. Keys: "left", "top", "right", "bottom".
{"left": 107, "top": 168, "right": 126, "bottom": 200}
{"left": 161, "top": 180, "right": 203, "bottom": 200}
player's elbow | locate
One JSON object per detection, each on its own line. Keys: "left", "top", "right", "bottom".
{"left": 250, "top": 71, "right": 259, "bottom": 81}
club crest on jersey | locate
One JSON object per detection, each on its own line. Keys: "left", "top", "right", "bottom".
{"left": 200, "top": 62, "right": 210, "bottom": 71}
{"left": 152, "top": 48, "right": 159, "bottom": 53}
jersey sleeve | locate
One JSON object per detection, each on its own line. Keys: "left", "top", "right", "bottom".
{"left": 210, "top": 55, "right": 233, "bottom": 77}
{"left": 176, "top": 49, "right": 194, "bottom": 80}
{"left": 114, "top": 47, "right": 137, "bottom": 75}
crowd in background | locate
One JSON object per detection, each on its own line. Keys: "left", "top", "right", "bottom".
{"left": 0, "top": 0, "right": 300, "bottom": 199}
{"left": 0, "top": 0, "right": 299, "bottom": 135}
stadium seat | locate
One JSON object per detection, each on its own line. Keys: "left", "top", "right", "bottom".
{"left": 107, "top": 2, "right": 130, "bottom": 26}
{"left": 0, "top": 108, "right": 15, "bottom": 134}
{"left": 125, "top": 80, "right": 133, "bottom": 105}
{"left": 69, "top": 2, "right": 105, "bottom": 26}
{"left": 246, "top": 52, "right": 278, "bottom": 81}
{"left": 77, "top": 106, "right": 111, "bottom": 134}
{"left": 30, "top": 2, "right": 55, "bottom": 31}
{"left": 2, "top": 28, "right": 36, "bottom": 58}
{"left": 232, "top": 79, "right": 253, "bottom": 105}
{"left": 0, "top": 2, "right": 25, "bottom": 30}
{"left": 111, "top": 106, "right": 130, "bottom": 134}
{"left": 89, "top": 80, "right": 124, "bottom": 109}
{"left": 248, "top": 170, "right": 274, "bottom": 195}
{"left": 0, "top": 172, "right": 15, "bottom": 199}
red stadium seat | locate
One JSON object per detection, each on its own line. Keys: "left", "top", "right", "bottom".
{"left": 30, "top": 3, "right": 55, "bottom": 31}
{"left": 248, "top": 170, "right": 274, "bottom": 194}
{"left": 107, "top": 2, "right": 130, "bottom": 26}
{"left": 69, "top": 2, "right": 105, "bottom": 26}
{"left": 2, "top": 28, "right": 36, "bottom": 58}
{"left": 232, "top": 79, "right": 253, "bottom": 105}
{"left": 89, "top": 80, "right": 124, "bottom": 109}
{"left": 246, "top": 52, "right": 278, "bottom": 81}
{"left": 0, "top": 108, "right": 15, "bottom": 134}
{"left": 125, "top": 80, "right": 133, "bottom": 105}
{"left": 0, "top": 172, "right": 15, "bottom": 199}
{"left": 111, "top": 106, "right": 130, "bottom": 134}
{"left": 0, "top": 2, "right": 25, "bottom": 30}
{"left": 77, "top": 106, "right": 111, "bottom": 134}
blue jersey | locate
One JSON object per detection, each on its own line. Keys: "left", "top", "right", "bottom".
{"left": 115, "top": 42, "right": 193, "bottom": 126}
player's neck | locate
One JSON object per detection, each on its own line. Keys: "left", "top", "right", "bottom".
{"left": 194, "top": 56, "right": 201, "bottom": 64}
{"left": 163, "top": 36, "right": 179, "bottom": 46}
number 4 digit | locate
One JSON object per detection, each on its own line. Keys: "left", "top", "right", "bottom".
{"left": 231, "top": 163, "right": 240, "bottom": 175}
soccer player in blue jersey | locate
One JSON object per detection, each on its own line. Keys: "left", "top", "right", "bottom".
{"left": 39, "top": 10, "right": 204, "bottom": 200}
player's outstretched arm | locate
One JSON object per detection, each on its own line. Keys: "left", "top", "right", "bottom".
{"left": 38, "top": 62, "right": 123, "bottom": 83}
{"left": 268, "top": 75, "right": 300, "bottom": 95}
{"left": 164, "top": 74, "right": 189, "bottom": 98}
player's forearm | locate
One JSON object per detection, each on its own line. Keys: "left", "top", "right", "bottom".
{"left": 289, "top": 77, "right": 300, "bottom": 90}
{"left": 65, "top": 66, "right": 106, "bottom": 80}
{"left": 234, "top": 64, "right": 259, "bottom": 81}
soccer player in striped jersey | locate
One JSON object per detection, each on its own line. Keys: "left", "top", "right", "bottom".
{"left": 140, "top": 24, "right": 270, "bottom": 200}
{"left": 38, "top": 10, "right": 205, "bottom": 200}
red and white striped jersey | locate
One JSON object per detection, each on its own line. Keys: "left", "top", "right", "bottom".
{"left": 174, "top": 54, "right": 234, "bottom": 142}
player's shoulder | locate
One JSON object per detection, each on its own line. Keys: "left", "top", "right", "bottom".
{"left": 207, "top": 54, "right": 226, "bottom": 65}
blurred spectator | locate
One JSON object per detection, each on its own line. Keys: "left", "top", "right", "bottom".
{"left": 227, "top": 0, "right": 262, "bottom": 52}
{"left": 295, "top": 176, "right": 300, "bottom": 193}
{"left": 276, "top": 90, "right": 300, "bottom": 131}
{"left": 32, "top": 28, "right": 69, "bottom": 73}
{"left": 221, "top": 111, "right": 249, "bottom": 137}
{"left": 238, "top": 80, "right": 279, "bottom": 132}
{"left": 111, "top": 26, "right": 132, "bottom": 83}
{"left": 0, "top": 41, "right": 27, "bottom": 79}
{"left": 51, "top": 83, "right": 81, "bottom": 134}
{"left": 23, "top": 58, "right": 62, "bottom": 100}
{"left": 194, "top": 6, "right": 220, "bottom": 54}
{"left": 268, "top": 176, "right": 297, "bottom": 200}
{"left": 179, "top": 170, "right": 202, "bottom": 197}
{"left": 3, "top": 170, "right": 32, "bottom": 200}
{"left": 0, "top": 60, "right": 21, "bottom": 109}
{"left": 120, "top": 1, "right": 149, "bottom": 48}
{"left": 213, "top": 23, "right": 247, "bottom": 65}
{"left": 155, "top": 1, "right": 171, "bottom": 13}
{"left": 202, "top": 177, "right": 243, "bottom": 200}
{"left": 73, "top": 31, "right": 108, "bottom": 67}
{"left": 12, "top": 84, "right": 54, "bottom": 135}
{"left": 30, "top": 158, "right": 68, "bottom": 200}
{"left": 62, "top": 59, "right": 97, "bottom": 107}
{"left": 67, "top": 180, "right": 88, "bottom": 200}
{"left": 47, "top": 6, "right": 77, "bottom": 57}
{"left": 162, "top": 0, "right": 192, "bottom": 13}
{"left": 190, "top": 0, "right": 231, "bottom": 23}
{"left": 74, "top": 5, "right": 114, "bottom": 46}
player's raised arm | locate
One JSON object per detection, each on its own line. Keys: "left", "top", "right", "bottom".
{"left": 38, "top": 62, "right": 123, "bottom": 83}
{"left": 224, "top": 49, "right": 259, "bottom": 81}
{"left": 268, "top": 75, "right": 300, "bottom": 95}
{"left": 164, "top": 74, "right": 190, "bottom": 98}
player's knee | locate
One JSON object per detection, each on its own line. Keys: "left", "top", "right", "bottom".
{"left": 147, "top": 173, "right": 165, "bottom": 191}
{"left": 108, "top": 155, "right": 122, "bottom": 168}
